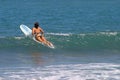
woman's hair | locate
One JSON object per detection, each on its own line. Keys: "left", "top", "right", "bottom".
{"left": 34, "top": 22, "right": 39, "bottom": 28}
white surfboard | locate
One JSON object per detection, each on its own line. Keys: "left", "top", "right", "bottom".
{"left": 20, "top": 24, "right": 55, "bottom": 49}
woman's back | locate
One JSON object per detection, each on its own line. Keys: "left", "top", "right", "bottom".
{"left": 33, "top": 27, "right": 41, "bottom": 34}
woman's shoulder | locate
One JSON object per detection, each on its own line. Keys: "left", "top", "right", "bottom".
{"left": 32, "top": 27, "right": 35, "bottom": 29}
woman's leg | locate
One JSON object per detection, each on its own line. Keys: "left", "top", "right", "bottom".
{"left": 41, "top": 36, "right": 51, "bottom": 46}
{"left": 36, "top": 35, "right": 47, "bottom": 44}
{"left": 35, "top": 34, "right": 43, "bottom": 42}
{"left": 36, "top": 34, "right": 51, "bottom": 46}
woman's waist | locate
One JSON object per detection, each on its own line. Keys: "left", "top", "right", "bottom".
{"left": 35, "top": 33, "right": 42, "bottom": 36}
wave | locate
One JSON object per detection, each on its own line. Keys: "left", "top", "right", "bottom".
{"left": 0, "top": 31, "right": 120, "bottom": 51}
{"left": 0, "top": 63, "right": 120, "bottom": 80}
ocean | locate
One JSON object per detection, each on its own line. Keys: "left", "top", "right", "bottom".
{"left": 0, "top": 0, "right": 120, "bottom": 80}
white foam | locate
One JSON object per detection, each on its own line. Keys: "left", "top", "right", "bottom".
{"left": 46, "top": 33, "right": 71, "bottom": 36}
{"left": 0, "top": 77, "right": 4, "bottom": 80}
{"left": 1, "top": 63, "right": 120, "bottom": 80}
{"left": 14, "top": 37, "right": 24, "bottom": 40}
{"left": 100, "top": 32, "right": 118, "bottom": 36}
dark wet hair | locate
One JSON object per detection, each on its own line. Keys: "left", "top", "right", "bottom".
{"left": 34, "top": 22, "right": 39, "bottom": 28}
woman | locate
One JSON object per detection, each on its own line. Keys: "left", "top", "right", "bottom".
{"left": 32, "top": 22, "right": 50, "bottom": 45}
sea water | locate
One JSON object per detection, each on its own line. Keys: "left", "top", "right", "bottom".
{"left": 0, "top": 0, "right": 120, "bottom": 80}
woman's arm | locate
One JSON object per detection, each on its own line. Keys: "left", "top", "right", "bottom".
{"left": 39, "top": 27, "right": 44, "bottom": 34}
{"left": 32, "top": 28, "right": 35, "bottom": 35}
